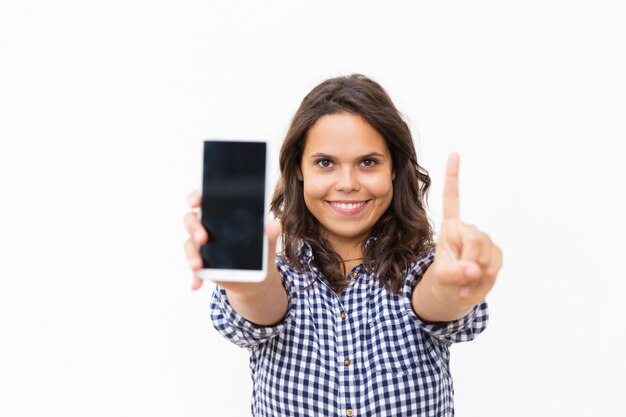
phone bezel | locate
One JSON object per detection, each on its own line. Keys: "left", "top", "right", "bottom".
{"left": 197, "top": 138, "right": 269, "bottom": 283}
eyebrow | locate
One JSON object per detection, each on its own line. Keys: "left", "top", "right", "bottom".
{"left": 308, "top": 152, "right": 387, "bottom": 160}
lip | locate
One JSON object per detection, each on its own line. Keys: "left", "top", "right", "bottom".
{"left": 326, "top": 200, "right": 370, "bottom": 216}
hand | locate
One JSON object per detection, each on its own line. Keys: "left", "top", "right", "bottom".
{"left": 183, "top": 190, "right": 282, "bottom": 292}
{"left": 415, "top": 154, "right": 503, "bottom": 321}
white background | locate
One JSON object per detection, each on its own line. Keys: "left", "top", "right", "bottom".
{"left": 1, "top": 1, "right": 625, "bottom": 416}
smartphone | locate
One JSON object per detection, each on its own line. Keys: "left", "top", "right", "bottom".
{"left": 197, "top": 139, "right": 268, "bottom": 282}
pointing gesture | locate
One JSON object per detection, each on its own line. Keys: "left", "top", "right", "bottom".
{"left": 443, "top": 153, "right": 461, "bottom": 220}
{"left": 413, "top": 154, "right": 503, "bottom": 323}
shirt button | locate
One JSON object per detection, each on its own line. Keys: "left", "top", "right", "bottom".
{"left": 340, "top": 312, "right": 347, "bottom": 319}
{"left": 344, "top": 358, "right": 350, "bottom": 366}
{"left": 347, "top": 409, "right": 354, "bottom": 416}
{"left": 352, "top": 272, "right": 358, "bottom": 278}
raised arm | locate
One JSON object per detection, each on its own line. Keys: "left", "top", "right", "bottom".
{"left": 184, "top": 191, "right": 288, "bottom": 326}
{"left": 412, "top": 154, "right": 503, "bottom": 323}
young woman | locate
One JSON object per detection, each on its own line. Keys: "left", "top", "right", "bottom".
{"left": 184, "top": 74, "right": 502, "bottom": 416}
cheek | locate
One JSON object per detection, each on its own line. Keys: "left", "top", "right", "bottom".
{"left": 381, "top": 185, "right": 394, "bottom": 208}
{"left": 363, "top": 176, "right": 394, "bottom": 198}
{"left": 302, "top": 175, "right": 331, "bottom": 199}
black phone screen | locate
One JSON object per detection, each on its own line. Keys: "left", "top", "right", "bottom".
{"left": 200, "top": 140, "right": 266, "bottom": 270}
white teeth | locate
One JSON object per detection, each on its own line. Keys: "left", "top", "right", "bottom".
{"left": 333, "top": 202, "right": 365, "bottom": 210}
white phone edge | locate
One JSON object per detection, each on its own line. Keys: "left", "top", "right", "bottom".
{"left": 197, "top": 138, "right": 270, "bottom": 283}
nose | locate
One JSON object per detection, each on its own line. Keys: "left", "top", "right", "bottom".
{"left": 335, "top": 167, "right": 360, "bottom": 192}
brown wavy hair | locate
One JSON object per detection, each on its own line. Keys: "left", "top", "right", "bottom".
{"left": 270, "top": 74, "right": 434, "bottom": 294}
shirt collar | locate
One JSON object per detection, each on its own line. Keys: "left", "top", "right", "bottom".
{"left": 297, "top": 236, "right": 377, "bottom": 265}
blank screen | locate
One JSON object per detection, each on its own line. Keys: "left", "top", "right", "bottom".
{"left": 200, "top": 141, "right": 266, "bottom": 270}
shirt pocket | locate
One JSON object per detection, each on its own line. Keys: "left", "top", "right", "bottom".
{"left": 365, "top": 311, "right": 440, "bottom": 375}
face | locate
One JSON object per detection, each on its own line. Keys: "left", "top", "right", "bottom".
{"left": 298, "top": 112, "right": 395, "bottom": 252}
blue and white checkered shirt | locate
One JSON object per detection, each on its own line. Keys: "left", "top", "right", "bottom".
{"left": 211, "top": 247, "right": 488, "bottom": 417}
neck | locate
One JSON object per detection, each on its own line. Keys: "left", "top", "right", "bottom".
{"left": 325, "top": 236, "right": 366, "bottom": 263}
{"left": 341, "top": 256, "right": 363, "bottom": 263}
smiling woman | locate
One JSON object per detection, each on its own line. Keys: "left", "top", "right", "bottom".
{"left": 298, "top": 113, "right": 395, "bottom": 270}
{"left": 185, "top": 74, "right": 501, "bottom": 416}
{"left": 273, "top": 74, "right": 435, "bottom": 294}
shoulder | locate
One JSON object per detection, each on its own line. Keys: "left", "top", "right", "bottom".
{"left": 410, "top": 251, "right": 435, "bottom": 270}
{"left": 276, "top": 243, "right": 317, "bottom": 290}
{"left": 404, "top": 251, "right": 435, "bottom": 283}
{"left": 277, "top": 239, "right": 314, "bottom": 269}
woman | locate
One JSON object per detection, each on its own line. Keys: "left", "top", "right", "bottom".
{"left": 184, "top": 74, "right": 502, "bottom": 416}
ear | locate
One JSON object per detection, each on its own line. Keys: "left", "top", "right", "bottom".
{"left": 296, "top": 167, "right": 303, "bottom": 181}
{"left": 392, "top": 169, "right": 396, "bottom": 181}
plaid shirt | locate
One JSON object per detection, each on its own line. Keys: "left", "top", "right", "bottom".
{"left": 211, "top": 247, "right": 488, "bottom": 417}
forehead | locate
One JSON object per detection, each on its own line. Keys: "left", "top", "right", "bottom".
{"left": 303, "top": 113, "right": 390, "bottom": 156}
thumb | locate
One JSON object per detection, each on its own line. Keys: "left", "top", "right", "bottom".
{"left": 264, "top": 219, "right": 282, "bottom": 279}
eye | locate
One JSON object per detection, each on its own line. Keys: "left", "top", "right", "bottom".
{"left": 360, "top": 158, "right": 378, "bottom": 167}
{"left": 316, "top": 159, "right": 334, "bottom": 168}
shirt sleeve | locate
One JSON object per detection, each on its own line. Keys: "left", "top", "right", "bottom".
{"left": 402, "top": 252, "right": 489, "bottom": 345}
{"left": 210, "top": 262, "right": 296, "bottom": 350}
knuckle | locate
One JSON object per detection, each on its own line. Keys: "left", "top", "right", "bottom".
{"left": 493, "top": 245, "right": 503, "bottom": 263}
{"left": 467, "top": 234, "right": 482, "bottom": 246}
{"left": 486, "top": 262, "right": 501, "bottom": 280}
{"left": 188, "top": 190, "right": 201, "bottom": 205}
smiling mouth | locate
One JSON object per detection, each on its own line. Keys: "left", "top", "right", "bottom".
{"left": 327, "top": 200, "right": 370, "bottom": 215}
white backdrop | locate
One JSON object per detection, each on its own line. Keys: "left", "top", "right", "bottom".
{"left": 1, "top": 1, "right": 625, "bottom": 416}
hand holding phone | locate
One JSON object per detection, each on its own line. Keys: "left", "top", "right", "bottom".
{"left": 185, "top": 139, "right": 272, "bottom": 284}
{"left": 184, "top": 191, "right": 281, "bottom": 291}
{"left": 183, "top": 140, "right": 288, "bottom": 324}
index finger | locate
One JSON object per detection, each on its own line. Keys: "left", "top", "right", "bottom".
{"left": 443, "top": 153, "right": 460, "bottom": 220}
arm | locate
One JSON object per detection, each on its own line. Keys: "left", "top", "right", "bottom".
{"left": 184, "top": 191, "right": 289, "bottom": 326}
{"left": 411, "top": 154, "right": 502, "bottom": 323}
{"left": 412, "top": 265, "right": 474, "bottom": 323}
{"left": 221, "top": 221, "right": 288, "bottom": 326}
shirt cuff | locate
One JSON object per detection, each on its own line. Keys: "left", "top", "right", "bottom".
{"left": 402, "top": 252, "right": 489, "bottom": 345}
{"left": 210, "top": 274, "right": 295, "bottom": 349}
